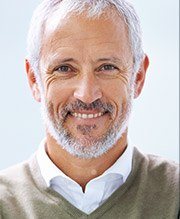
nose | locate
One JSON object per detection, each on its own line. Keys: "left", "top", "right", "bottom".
{"left": 73, "top": 74, "right": 102, "bottom": 104}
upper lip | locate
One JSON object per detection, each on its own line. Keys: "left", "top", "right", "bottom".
{"left": 71, "top": 110, "right": 106, "bottom": 114}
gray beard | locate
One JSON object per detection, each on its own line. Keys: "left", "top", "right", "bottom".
{"left": 40, "top": 93, "right": 133, "bottom": 159}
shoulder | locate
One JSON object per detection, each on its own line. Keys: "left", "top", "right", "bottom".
{"left": 0, "top": 161, "right": 29, "bottom": 194}
{"left": 134, "top": 147, "right": 179, "bottom": 189}
{"left": 146, "top": 152, "right": 179, "bottom": 180}
{"left": 132, "top": 148, "right": 179, "bottom": 216}
{"left": 0, "top": 157, "right": 43, "bottom": 217}
{"left": 0, "top": 156, "right": 38, "bottom": 200}
{"left": 134, "top": 147, "right": 178, "bottom": 174}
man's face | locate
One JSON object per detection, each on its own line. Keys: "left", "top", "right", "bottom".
{"left": 38, "top": 12, "right": 134, "bottom": 158}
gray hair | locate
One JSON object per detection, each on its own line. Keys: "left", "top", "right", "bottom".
{"left": 27, "top": 0, "right": 144, "bottom": 78}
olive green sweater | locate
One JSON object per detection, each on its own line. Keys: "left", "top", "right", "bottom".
{"left": 0, "top": 148, "right": 179, "bottom": 219}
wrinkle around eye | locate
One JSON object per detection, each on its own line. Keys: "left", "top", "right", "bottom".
{"left": 116, "top": 72, "right": 130, "bottom": 85}
{"left": 116, "top": 64, "right": 133, "bottom": 84}
{"left": 44, "top": 74, "right": 58, "bottom": 91}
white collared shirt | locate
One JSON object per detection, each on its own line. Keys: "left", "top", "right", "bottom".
{"left": 36, "top": 139, "right": 133, "bottom": 214}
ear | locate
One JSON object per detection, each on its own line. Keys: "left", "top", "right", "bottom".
{"left": 134, "top": 55, "right": 149, "bottom": 99}
{"left": 25, "top": 59, "right": 41, "bottom": 102}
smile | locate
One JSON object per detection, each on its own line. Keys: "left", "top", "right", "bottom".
{"left": 71, "top": 112, "right": 104, "bottom": 119}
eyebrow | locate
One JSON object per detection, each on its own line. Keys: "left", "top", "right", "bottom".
{"left": 97, "top": 57, "right": 123, "bottom": 64}
{"left": 46, "top": 58, "right": 79, "bottom": 70}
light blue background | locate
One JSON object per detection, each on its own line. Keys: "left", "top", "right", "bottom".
{"left": 0, "top": 0, "right": 179, "bottom": 170}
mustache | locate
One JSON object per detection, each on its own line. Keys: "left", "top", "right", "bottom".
{"left": 60, "top": 99, "right": 114, "bottom": 118}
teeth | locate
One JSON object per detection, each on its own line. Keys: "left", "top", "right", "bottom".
{"left": 82, "top": 114, "right": 88, "bottom": 119}
{"left": 88, "top": 114, "right": 94, "bottom": 119}
{"left": 94, "top": 114, "right": 98, "bottom": 118}
{"left": 72, "top": 112, "right": 104, "bottom": 119}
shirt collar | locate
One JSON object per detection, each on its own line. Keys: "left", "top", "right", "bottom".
{"left": 36, "top": 139, "right": 66, "bottom": 186}
{"left": 36, "top": 138, "right": 133, "bottom": 187}
{"left": 101, "top": 140, "right": 133, "bottom": 182}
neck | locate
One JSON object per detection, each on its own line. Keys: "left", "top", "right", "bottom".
{"left": 46, "top": 132, "right": 128, "bottom": 192}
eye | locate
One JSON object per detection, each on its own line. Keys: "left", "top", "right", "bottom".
{"left": 54, "top": 65, "right": 72, "bottom": 73}
{"left": 96, "top": 64, "right": 120, "bottom": 79}
{"left": 99, "top": 64, "right": 118, "bottom": 71}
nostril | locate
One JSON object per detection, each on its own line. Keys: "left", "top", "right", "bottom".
{"left": 73, "top": 75, "right": 103, "bottom": 104}
{"left": 74, "top": 88, "right": 102, "bottom": 104}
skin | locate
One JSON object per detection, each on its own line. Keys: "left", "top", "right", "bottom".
{"left": 26, "top": 10, "right": 149, "bottom": 191}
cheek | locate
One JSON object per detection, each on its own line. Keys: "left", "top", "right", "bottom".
{"left": 103, "top": 80, "right": 129, "bottom": 102}
{"left": 44, "top": 80, "right": 73, "bottom": 109}
{"left": 102, "top": 81, "right": 130, "bottom": 117}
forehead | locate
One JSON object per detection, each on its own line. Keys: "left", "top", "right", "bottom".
{"left": 44, "top": 3, "right": 125, "bottom": 35}
{"left": 40, "top": 10, "right": 132, "bottom": 64}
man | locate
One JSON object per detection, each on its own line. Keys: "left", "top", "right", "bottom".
{"left": 0, "top": 0, "right": 179, "bottom": 218}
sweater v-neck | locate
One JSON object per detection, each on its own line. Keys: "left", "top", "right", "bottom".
{"left": 29, "top": 147, "right": 142, "bottom": 218}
